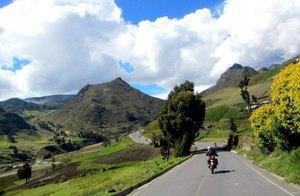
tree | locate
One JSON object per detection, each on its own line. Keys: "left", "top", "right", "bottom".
{"left": 159, "top": 81, "right": 205, "bottom": 157}
{"left": 239, "top": 76, "right": 251, "bottom": 107}
{"left": 17, "top": 162, "right": 32, "bottom": 183}
{"left": 224, "top": 119, "right": 239, "bottom": 150}
{"left": 167, "top": 81, "right": 194, "bottom": 100}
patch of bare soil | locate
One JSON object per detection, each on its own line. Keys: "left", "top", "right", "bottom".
{"left": 97, "top": 145, "right": 160, "bottom": 164}
{"left": 8, "top": 164, "right": 79, "bottom": 191}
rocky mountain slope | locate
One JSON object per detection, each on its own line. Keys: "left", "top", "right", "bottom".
{"left": 201, "top": 63, "right": 258, "bottom": 96}
{"left": 47, "top": 78, "right": 165, "bottom": 134}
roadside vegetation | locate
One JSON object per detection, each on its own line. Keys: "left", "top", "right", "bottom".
{"left": 240, "top": 148, "right": 300, "bottom": 184}
{"left": 238, "top": 61, "right": 300, "bottom": 184}
{"left": 4, "top": 139, "right": 187, "bottom": 195}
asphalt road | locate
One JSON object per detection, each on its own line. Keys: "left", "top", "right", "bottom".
{"left": 130, "top": 142, "right": 300, "bottom": 196}
{"left": 129, "top": 129, "right": 151, "bottom": 145}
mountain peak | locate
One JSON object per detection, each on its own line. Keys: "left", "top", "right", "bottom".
{"left": 48, "top": 78, "right": 164, "bottom": 134}
{"left": 201, "top": 63, "right": 258, "bottom": 96}
{"left": 230, "top": 63, "right": 243, "bottom": 69}
{"left": 111, "top": 77, "right": 128, "bottom": 84}
{"left": 114, "top": 77, "right": 123, "bottom": 81}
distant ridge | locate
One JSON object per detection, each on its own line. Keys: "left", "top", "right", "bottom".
{"left": 0, "top": 98, "right": 40, "bottom": 112}
{"left": 47, "top": 77, "right": 165, "bottom": 134}
{"left": 25, "top": 94, "right": 75, "bottom": 109}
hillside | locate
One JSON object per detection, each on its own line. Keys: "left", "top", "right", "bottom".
{"left": 25, "top": 94, "right": 75, "bottom": 109}
{"left": 47, "top": 77, "right": 165, "bottom": 134}
{"left": 202, "top": 63, "right": 287, "bottom": 108}
{"left": 201, "top": 63, "right": 258, "bottom": 96}
{"left": 0, "top": 107, "right": 32, "bottom": 135}
{"left": 0, "top": 98, "right": 40, "bottom": 112}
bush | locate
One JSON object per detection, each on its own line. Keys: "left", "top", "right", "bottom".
{"left": 17, "top": 162, "right": 32, "bottom": 183}
{"left": 271, "top": 62, "right": 300, "bottom": 133}
{"left": 250, "top": 62, "right": 300, "bottom": 152}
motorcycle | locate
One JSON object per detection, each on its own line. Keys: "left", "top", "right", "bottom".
{"left": 208, "top": 156, "right": 218, "bottom": 174}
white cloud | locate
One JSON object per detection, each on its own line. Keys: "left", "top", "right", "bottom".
{"left": 0, "top": 0, "right": 299, "bottom": 100}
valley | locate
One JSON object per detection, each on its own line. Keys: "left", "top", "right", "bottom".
{"left": 0, "top": 56, "right": 299, "bottom": 195}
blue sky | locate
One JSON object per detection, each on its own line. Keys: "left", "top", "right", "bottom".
{"left": 131, "top": 83, "right": 166, "bottom": 95}
{"left": 115, "top": 0, "right": 223, "bottom": 23}
{"left": 2, "top": 57, "right": 30, "bottom": 72}
{"left": 0, "top": 0, "right": 11, "bottom": 8}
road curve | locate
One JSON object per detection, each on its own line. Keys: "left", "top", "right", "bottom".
{"left": 130, "top": 142, "right": 300, "bottom": 196}
{"left": 129, "top": 129, "right": 151, "bottom": 145}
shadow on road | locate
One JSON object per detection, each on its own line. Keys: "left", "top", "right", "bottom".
{"left": 213, "top": 170, "right": 235, "bottom": 174}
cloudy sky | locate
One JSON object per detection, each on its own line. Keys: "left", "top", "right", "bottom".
{"left": 0, "top": 0, "right": 299, "bottom": 100}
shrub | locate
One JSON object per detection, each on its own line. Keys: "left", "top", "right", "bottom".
{"left": 271, "top": 62, "right": 300, "bottom": 133}
{"left": 17, "top": 162, "right": 32, "bottom": 183}
{"left": 250, "top": 62, "right": 300, "bottom": 152}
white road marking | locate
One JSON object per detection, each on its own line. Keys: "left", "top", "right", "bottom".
{"left": 239, "top": 157, "right": 294, "bottom": 196}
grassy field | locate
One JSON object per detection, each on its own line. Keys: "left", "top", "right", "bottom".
{"left": 4, "top": 139, "right": 188, "bottom": 195}
{"left": 203, "top": 80, "right": 271, "bottom": 108}
{"left": 239, "top": 148, "right": 300, "bottom": 184}
{"left": 0, "top": 130, "right": 53, "bottom": 152}
{"left": 202, "top": 66, "right": 282, "bottom": 108}
{"left": 7, "top": 156, "right": 186, "bottom": 196}
{"left": 249, "top": 66, "right": 282, "bottom": 85}
{"left": 143, "top": 120, "right": 160, "bottom": 139}
{"left": 204, "top": 106, "right": 243, "bottom": 122}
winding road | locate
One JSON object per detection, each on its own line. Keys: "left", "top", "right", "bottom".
{"left": 129, "top": 129, "right": 151, "bottom": 145}
{"left": 130, "top": 142, "right": 300, "bottom": 196}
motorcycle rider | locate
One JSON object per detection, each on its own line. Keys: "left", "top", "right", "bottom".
{"left": 206, "top": 146, "right": 218, "bottom": 168}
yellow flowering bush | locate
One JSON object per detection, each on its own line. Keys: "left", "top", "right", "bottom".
{"left": 271, "top": 62, "right": 300, "bottom": 133}
{"left": 250, "top": 104, "right": 276, "bottom": 151}
{"left": 250, "top": 61, "right": 300, "bottom": 152}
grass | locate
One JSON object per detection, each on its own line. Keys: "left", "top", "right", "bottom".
{"left": 71, "top": 140, "right": 130, "bottom": 164}
{"left": 202, "top": 65, "right": 284, "bottom": 108}
{"left": 239, "top": 148, "right": 300, "bottom": 184}
{"left": 203, "top": 80, "right": 271, "bottom": 107}
{"left": 6, "top": 139, "right": 188, "bottom": 196}
{"left": 0, "top": 130, "right": 53, "bottom": 151}
{"left": 205, "top": 106, "right": 243, "bottom": 122}
{"left": 0, "top": 136, "right": 11, "bottom": 149}
{"left": 196, "top": 128, "right": 230, "bottom": 142}
{"left": 8, "top": 156, "right": 186, "bottom": 196}
{"left": 143, "top": 120, "right": 160, "bottom": 139}
{"left": 249, "top": 66, "right": 282, "bottom": 85}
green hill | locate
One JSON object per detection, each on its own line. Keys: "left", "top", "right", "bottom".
{"left": 47, "top": 78, "right": 165, "bottom": 135}
{"left": 0, "top": 107, "right": 32, "bottom": 136}
{"left": 0, "top": 98, "right": 40, "bottom": 112}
